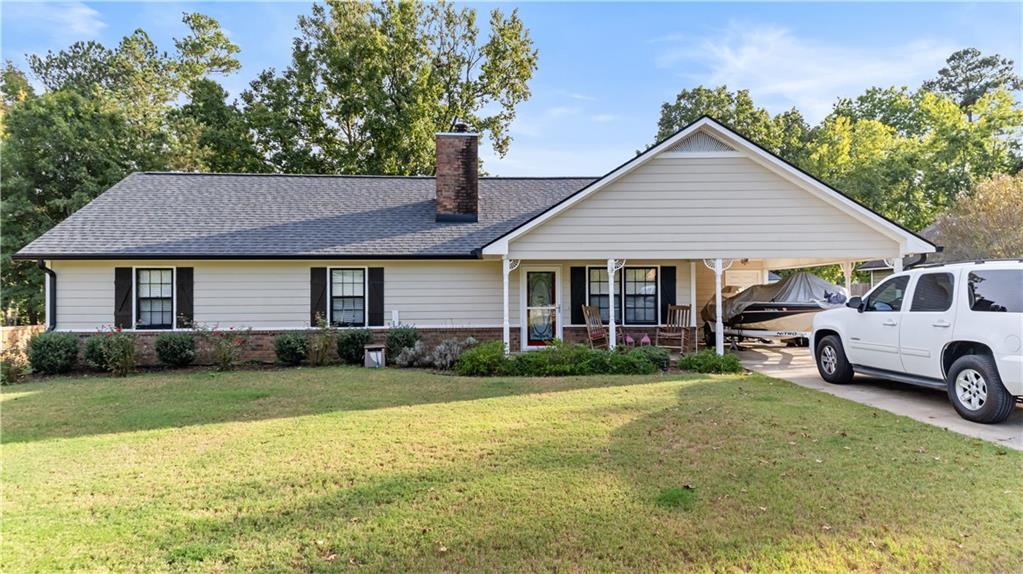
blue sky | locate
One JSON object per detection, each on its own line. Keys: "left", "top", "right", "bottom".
{"left": 3, "top": 2, "right": 1020, "bottom": 176}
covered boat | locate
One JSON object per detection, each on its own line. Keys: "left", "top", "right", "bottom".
{"left": 701, "top": 272, "right": 847, "bottom": 342}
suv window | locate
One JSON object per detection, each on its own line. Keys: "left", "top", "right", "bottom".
{"left": 865, "top": 276, "right": 909, "bottom": 312}
{"left": 968, "top": 270, "right": 1023, "bottom": 313}
{"left": 910, "top": 273, "right": 954, "bottom": 312}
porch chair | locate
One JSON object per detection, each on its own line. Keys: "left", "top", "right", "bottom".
{"left": 581, "top": 305, "right": 608, "bottom": 349}
{"left": 656, "top": 304, "right": 691, "bottom": 354}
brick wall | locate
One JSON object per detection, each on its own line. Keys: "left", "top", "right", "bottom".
{"left": 435, "top": 131, "right": 478, "bottom": 221}
{"left": 67, "top": 325, "right": 694, "bottom": 367}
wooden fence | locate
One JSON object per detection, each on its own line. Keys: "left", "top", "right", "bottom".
{"left": 2, "top": 325, "right": 44, "bottom": 359}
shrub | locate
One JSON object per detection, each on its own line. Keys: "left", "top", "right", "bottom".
{"left": 677, "top": 349, "right": 744, "bottom": 373}
{"left": 431, "top": 337, "right": 477, "bottom": 370}
{"left": 629, "top": 346, "right": 670, "bottom": 371}
{"left": 195, "top": 324, "right": 250, "bottom": 371}
{"left": 155, "top": 332, "right": 197, "bottom": 367}
{"left": 454, "top": 340, "right": 509, "bottom": 376}
{"left": 273, "top": 333, "right": 308, "bottom": 366}
{"left": 26, "top": 331, "right": 79, "bottom": 375}
{"left": 307, "top": 315, "right": 337, "bottom": 366}
{"left": 394, "top": 340, "right": 431, "bottom": 368}
{"left": 509, "top": 341, "right": 595, "bottom": 376}
{"left": 1, "top": 348, "right": 27, "bottom": 385}
{"left": 102, "top": 330, "right": 137, "bottom": 377}
{"left": 386, "top": 324, "right": 420, "bottom": 364}
{"left": 336, "top": 328, "right": 373, "bottom": 365}
{"left": 83, "top": 334, "right": 110, "bottom": 371}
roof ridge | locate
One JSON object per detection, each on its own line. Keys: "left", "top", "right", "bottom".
{"left": 138, "top": 171, "right": 598, "bottom": 180}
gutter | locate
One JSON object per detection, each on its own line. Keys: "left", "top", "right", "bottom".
{"left": 36, "top": 260, "right": 56, "bottom": 331}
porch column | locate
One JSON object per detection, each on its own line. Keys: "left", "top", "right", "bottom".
{"left": 502, "top": 257, "right": 510, "bottom": 354}
{"left": 607, "top": 258, "right": 617, "bottom": 349}
{"left": 840, "top": 261, "right": 854, "bottom": 295}
{"left": 714, "top": 258, "right": 725, "bottom": 356}
{"left": 893, "top": 254, "right": 904, "bottom": 273}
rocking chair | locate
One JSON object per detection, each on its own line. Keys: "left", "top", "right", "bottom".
{"left": 581, "top": 305, "right": 608, "bottom": 349}
{"left": 656, "top": 304, "right": 691, "bottom": 354}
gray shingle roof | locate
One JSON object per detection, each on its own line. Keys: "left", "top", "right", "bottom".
{"left": 16, "top": 173, "right": 596, "bottom": 258}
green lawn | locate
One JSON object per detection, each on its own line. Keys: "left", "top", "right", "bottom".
{"left": 3, "top": 367, "right": 1021, "bottom": 572}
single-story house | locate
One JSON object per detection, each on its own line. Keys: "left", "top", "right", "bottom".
{"left": 14, "top": 116, "right": 936, "bottom": 361}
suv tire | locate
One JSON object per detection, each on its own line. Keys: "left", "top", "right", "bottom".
{"left": 946, "top": 354, "right": 1015, "bottom": 424}
{"left": 815, "top": 335, "right": 854, "bottom": 384}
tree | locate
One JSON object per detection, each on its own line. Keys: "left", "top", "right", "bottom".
{"left": 242, "top": 0, "right": 538, "bottom": 175}
{"left": 654, "top": 86, "right": 810, "bottom": 164}
{"left": 923, "top": 48, "right": 1022, "bottom": 120}
{"left": 175, "top": 79, "right": 267, "bottom": 173}
{"left": 934, "top": 173, "right": 1023, "bottom": 260}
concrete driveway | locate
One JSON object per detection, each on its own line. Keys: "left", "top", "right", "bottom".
{"left": 738, "top": 344, "right": 1023, "bottom": 450}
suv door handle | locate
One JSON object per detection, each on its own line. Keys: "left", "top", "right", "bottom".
{"left": 932, "top": 320, "right": 952, "bottom": 328}
{"left": 882, "top": 319, "right": 898, "bottom": 326}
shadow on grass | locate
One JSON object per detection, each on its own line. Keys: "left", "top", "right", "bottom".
{"left": 0, "top": 366, "right": 677, "bottom": 444}
{"left": 143, "top": 376, "right": 1022, "bottom": 572}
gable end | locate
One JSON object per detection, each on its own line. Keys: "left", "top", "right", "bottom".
{"left": 665, "top": 131, "right": 735, "bottom": 153}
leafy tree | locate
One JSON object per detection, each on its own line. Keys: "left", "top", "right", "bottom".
{"left": 242, "top": 0, "right": 538, "bottom": 174}
{"left": 654, "top": 86, "right": 810, "bottom": 164}
{"left": 175, "top": 79, "right": 267, "bottom": 173}
{"left": 934, "top": 173, "right": 1023, "bottom": 260}
{"left": 922, "top": 48, "right": 1022, "bottom": 120}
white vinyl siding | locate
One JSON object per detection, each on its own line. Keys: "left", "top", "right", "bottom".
{"left": 48, "top": 259, "right": 693, "bottom": 331}
{"left": 507, "top": 156, "right": 900, "bottom": 260}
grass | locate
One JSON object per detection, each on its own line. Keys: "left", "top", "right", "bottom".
{"left": 2, "top": 366, "right": 1021, "bottom": 572}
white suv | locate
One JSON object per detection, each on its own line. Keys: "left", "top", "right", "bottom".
{"left": 812, "top": 261, "right": 1022, "bottom": 424}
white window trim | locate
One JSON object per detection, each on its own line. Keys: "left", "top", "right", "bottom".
{"left": 583, "top": 264, "right": 661, "bottom": 327}
{"left": 519, "top": 264, "right": 563, "bottom": 351}
{"left": 328, "top": 266, "right": 369, "bottom": 328}
{"left": 131, "top": 265, "right": 177, "bottom": 331}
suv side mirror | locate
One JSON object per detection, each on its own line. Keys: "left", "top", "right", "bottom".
{"left": 846, "top": 296, "right": 863, "bottom": 312}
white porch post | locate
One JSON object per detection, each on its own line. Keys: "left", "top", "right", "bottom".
{"left": 502, "top": 257, "right": 511, "bottom": 354}
{"left": 607, "top": 258, "right": 617, "bottom": 349}
{"left": 714, "top": 258, "right": 725, "bottom": 356}
{"left": 689, "top": 261, "right": 697, "bottom": 328}
{"left": 840, "top": 261, "right": 854, "bottom": 295}
{"left": 893, "top": 253, "right": 905, "bottom": 273}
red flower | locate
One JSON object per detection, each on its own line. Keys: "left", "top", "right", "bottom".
{"left": 115, "top": 326, "right": 122, "bottom": 333}
{"left": 234, "top": 338, "right": 243, "bottom": 345}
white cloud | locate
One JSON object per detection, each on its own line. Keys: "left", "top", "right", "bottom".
{"left": 546, "top": 105, "right": 581, "bottom": 119}
{"left": 591, "top": 114, "right": 619, "bottom": 123}
{"left": 555, "top": 90, "right": 597, "bottom": 102}
{"left": 656, "top": 22, "right": 955, "bottom": 122}
{"left": 4, "top": 2, "right": 107, "bottom": 45}
{"left": 480, "top": 144, "right": 628, "bottom": 177}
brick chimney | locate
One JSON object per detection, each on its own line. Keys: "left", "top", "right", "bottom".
{"left": 435, "top": 122, "right": 478, "bottom": 222}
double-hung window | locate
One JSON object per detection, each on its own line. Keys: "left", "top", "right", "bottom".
{"left": 136, "top": 268, "right": 174, "bottom": 329}
{"left": 331, "top": 268, "right": 366, "bottom": 327}
{"left": 587, "top": 266, "right": 658, "bottom": 325}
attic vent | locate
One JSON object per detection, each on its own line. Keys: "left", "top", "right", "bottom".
{"left": 666, "top": 131, "right": 735, "bottom": 153}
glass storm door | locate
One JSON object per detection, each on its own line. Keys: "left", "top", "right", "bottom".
{"left": 526, "top": 271, "right": 558, "bottom": 347}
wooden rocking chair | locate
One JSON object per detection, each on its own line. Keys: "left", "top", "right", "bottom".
{"left": 656, "top": 304, "right": 691, "bottom": 353}
{"left": 581, "top": 305, "right": 608, "bottom": 349}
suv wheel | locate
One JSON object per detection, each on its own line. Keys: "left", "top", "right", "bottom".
{"left": 815, "top": 335, "right": 854, "bottom": 384}
{"left": 947, "top": 355, "right": 1015, "bottom": 424}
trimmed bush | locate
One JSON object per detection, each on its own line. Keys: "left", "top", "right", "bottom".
{"left": 454, "top": 340, "right": 508, "bottom": 376}
{"left": 102, "top": 330, "right": 137, "bottom": 377}
{"left": 431, "top": 337, "right": 477, "bottom": 370}
{"left": 307, "top": 316, "right": 337, "bottom": 366}
{"left": 394, "top": 341, "right": 431, "bottom": 368}
{"left": 629, "top": 345, "right": 670, "bottom": 371}
{"left": 155, "top": 333, "right": 197, "bottom": 367}
{"left": 83, "top": 335, "right": 110, "bottom": 371}
{"left": 273, "top": 333, "right": 308, "bottom": 366}
{"left": 27, "top": 331, "right": 79, "bottom": 375}
{"left": 677, "top": 349, "right": 744, "bottom": 373}
{"left": 386, "top": 324, "right": 420, "bottom": 364}
{"left": 336, "top": 329, "right": 373, "bottom": 365}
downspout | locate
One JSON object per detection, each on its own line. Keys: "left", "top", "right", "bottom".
{"left": 37, "top": 259, "right": 56, "bottom": 331}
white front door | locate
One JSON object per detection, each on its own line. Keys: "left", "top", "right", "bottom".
{"left": 520, "top": 266, "right": 562, "bottom": 350}
{"left": 899, "top": 271, "right": 959, "bottom": 379}
{"left": 846, "top": 275, "right": 909, "bottom": 372}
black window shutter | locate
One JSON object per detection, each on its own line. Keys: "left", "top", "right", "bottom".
{"left": 175, "top": 267, "right": 194, "bottom": 328}
{"left": 368, "top": 267, "right": 385, "bottom": 326}
{"left": 570, "top": 266, "right": 586, "bottom": 325}
{"left": 660, "top": 265, "right": 677, "bottom": 324}
{"left": 114, "top": 267, "right": 133, "bottom": 328}
{"left": 310, "top": 267, "right": 327, "bottom": 326}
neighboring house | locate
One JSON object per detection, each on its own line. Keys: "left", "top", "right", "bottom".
{"left": 14, "top": 117, "right": 935, "bottom": 360}
{"left": 857, "top": 224, "right": 943, "bottom": 287}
